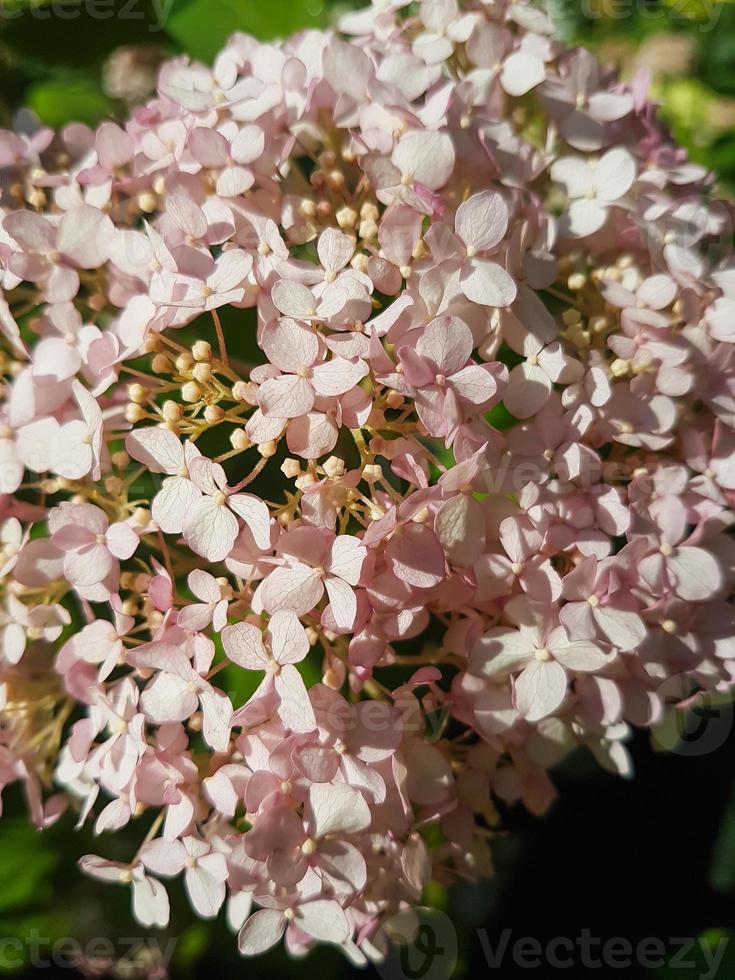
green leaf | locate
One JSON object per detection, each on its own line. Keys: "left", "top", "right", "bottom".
{"left": 166, "top": 0, "right": 329, "bottom": 61}
{"left": 0, "top": 820, "right": 58, "bottom": 913}
{"left": 25, "top": 77, "right": 112, "bottom": 128}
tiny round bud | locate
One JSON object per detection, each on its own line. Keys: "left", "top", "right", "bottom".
{"left": 386, "top": 390, "right": 404, "bottom": 409}
{"left": 111, "top": 450, "right": 130, "bottom": 469}
{"left": 181, "top": 381, "right": 202, "bottom": 403}
{"left": 231, "top": 380, "right": 250, "bottom": 401}
{"left": 258, "top": 440, "right": 278, "bottom": 458}
{"left": 567, "top": 273, "right": 587, "bottom": 292}
{"left": 105, "top": 476, "right": 124, "bottom": 496}
{"left": 126, "top": 403, "right": 147, "bottom": 423}
{"left": 350, "top": 253, "right": 369, "bottom": 274}
{"left": 204, "top": 405, "right": 225, "bottom": 424}
{"left": 230, "top": 428, "right": 250, "bottom": 450}
{"left": 281, "top": 458, "right": 301, "bottom": 478}
{"left": 323, "top": 456, "right": 345, "bottom": 479}
{"left": 142, "top": 335, "right": 160, "bottom": 354}
{"left": 175, "top": 353, "right": 194, "bottom": 373}
{"left": 359, "top": 219, "right": 378, "bottom": 241}
{"left": 336, "top": 206, "right": 358, "bottom": 230}
{"left": 316, "top": 201, "right": 332, "bottom": 218}
{"left": 162, "top": 400, "right": 183, "bottom": 422}
{"left": 363, "top": 463, "right": 383, "bottom": 482}
{"left": 360, "top": 202, "right": 379, "bottom": 221}
{"left": 137, "top": 192, "right": 157, "bottom": 213}
{"left": 300, "top": 198, "right": 317, "bottom": 218}
{"left": 151, "top": 354, "right": 171, "bottom": 374}
{"left": 128, "top": 383, "right": 146, "bottom": 404}
{"left": 193, "top": 362, "right": 212, "bottom": 383}
{"left": 192, "top": 340, "right": 212, "bottom": 362}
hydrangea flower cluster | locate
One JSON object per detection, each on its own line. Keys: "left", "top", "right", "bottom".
{"left": 0, "top": 0, "right": 733, "bottom": 963}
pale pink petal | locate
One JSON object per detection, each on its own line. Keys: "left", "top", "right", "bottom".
{"left": 307, "top": 783, "right": 371, "bottom": 838}
{"left": 152, "top": 476, "right": 202, "bottom": 535}
{"left": 259, "top": 374, "right": 314, "bottom": 418}
{"left": 222, "top": 622, "right": 267, "bottom": 670}
{"left": 460, "top": 258, "right": 517, "bottom": 307}
{"left": 238, "top": 909, "right": 286, "bottom": 956}
{"left": 455, "top": 190, "right": 508, "bottom": 252}
{"left": 269, "top": 610, "right": 309, "bottom": 665}
{"left": 514, "top": 659, "right": 567, "bottom": 721}
{"left": 227, "top": 493, "right": 272, "bottom": 550}
{"left": 324, "top": 575, "right": 357, "bottom": 630}
{"left": 274, "top": 663, "right": 316, "bottom": 732}
{"left": 183, "top": 497, "right": 239, "bottom": 561}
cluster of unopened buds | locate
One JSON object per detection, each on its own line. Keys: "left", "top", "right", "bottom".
{"left": 0, "top": 0, "right": 733, "bottom": 963}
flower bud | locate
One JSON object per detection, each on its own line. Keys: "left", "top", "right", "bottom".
{"left": 192, "top": 340, "right": 212, "bottom": 362}
{"left": 204, "top": 405, "right": 225, "bottom": 424}
{"left": 230, "top": 428, "right": 250, "bottom": 450}
{"left": 181, "top": 381, "right": 202, "bottom": 402}
{"left": 151, "top": 354, "right": 171, "bottom": 374}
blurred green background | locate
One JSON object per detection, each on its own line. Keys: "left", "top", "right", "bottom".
{"left": 0, "top": 1, "right": 734, "bottom": 978}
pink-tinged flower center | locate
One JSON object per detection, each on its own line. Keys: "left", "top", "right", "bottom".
{"left": 185, "top": 855, "right": 198, "bottom": 869}
{"left": 587, "top": 595, "right": 599, "bottom": 607}
{"left": 527, "top": 355, "right": 539, "bottom": 366}
{"left": 435, "top": 374, "right": 446, "bottom": 387}
{"left": 265, "top": 658, "right": 281, "bottom": 676}
{"left": 120, "top": 869, "right": 133, "bottom": 884}
{"left": 301, "top": 837, "right": 317, "bottom": 856}
{"left": 661, "top": 619, "right": 678, "bottom": 634}
{"left": 213, "top": 491, "right": 227, "bottom": 507}
{"left": 96, "top": 533, "right": 106, "bottom": 545}
{"left": 177, "top": 466, "right": 189, "bottom": 478}
{"left": 659, "top": 542, "right": 673, "bottom": 556}
{"left": 296, "top": 366, "right": 311, "bottom": 379}
{"left": 534, "top": 647, "right": 552, "bottom": 662}
{"left": 511, "top": 561, "right": 524, "bottom": 576}
{"left": 82, "top": 434, "right": 93, "bottom": 445}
